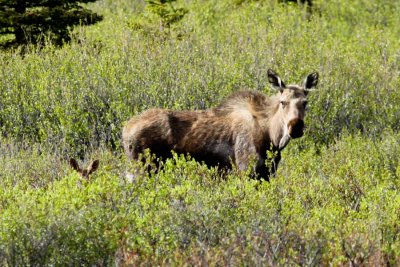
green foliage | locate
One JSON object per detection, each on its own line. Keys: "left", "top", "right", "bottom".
{"left": 0, "top": 133, "right": 399, "bottom": 264}
{"left": 126, "top": 0, "right": 188, "bottom": 40}
{"left": 0, "top": 0, "right": 399, "bottom": 265}
{"left": 146, "top": 0, "right": 188, "bottom": 28}
{"left": 0, "top": 0, "right": 103, "bottom": 47}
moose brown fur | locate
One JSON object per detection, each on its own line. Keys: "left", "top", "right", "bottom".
{"left": 122, "top": 69, "right": 318, "bottom": 180}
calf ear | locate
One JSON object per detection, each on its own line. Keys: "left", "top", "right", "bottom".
{"left": 87, "top": 159, "right": 100, "bottom": 175}
{"left": 267, "top": 69, "right": 286, "bottom": 92}
{"left": 69, "top": 158, "right": 81, "bottom": 172}
{"left": 303, "top": 72, "right": 319, "bottom": 90}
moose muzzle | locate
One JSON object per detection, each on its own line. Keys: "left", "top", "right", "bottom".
{"left": 288, "top": 118, "right": 304, "bottom": 138}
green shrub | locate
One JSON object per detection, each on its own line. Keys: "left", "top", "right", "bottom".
{"left": 1, "top": 132, "right": 399, "bottom": 265}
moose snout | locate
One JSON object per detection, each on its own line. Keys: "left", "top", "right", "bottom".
{"left": 288, "top": 118, "right": 304, "bottom": 138}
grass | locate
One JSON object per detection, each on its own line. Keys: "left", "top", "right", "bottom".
{"left": 0, "top": 0, "right": 399, "bottom": 265}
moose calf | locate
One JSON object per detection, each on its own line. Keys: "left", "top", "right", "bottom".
{"left": 69, "top": 158, "right": 100, "bottom": 180}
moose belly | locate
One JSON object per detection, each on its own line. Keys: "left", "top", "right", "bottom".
{"left": 184, "top": 141, "right": 235, "bottom": 168}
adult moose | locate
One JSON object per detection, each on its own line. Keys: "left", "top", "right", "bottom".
{"left": 122, "top": 69, "right": 318, "bottom": 180}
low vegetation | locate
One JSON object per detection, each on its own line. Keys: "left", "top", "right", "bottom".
{"left": 0, "top": 0, "right": 399, "bottom": 265}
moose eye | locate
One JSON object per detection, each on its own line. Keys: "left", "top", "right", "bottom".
{"left": 280, "top": 101, "right": 288, "bottom": 107}
{"left": 303, "top": 101, "right": 308, "bottom": 108}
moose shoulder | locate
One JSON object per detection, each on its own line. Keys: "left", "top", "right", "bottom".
{"left": 122, "top": 69, "right": 318, "bottom": 180}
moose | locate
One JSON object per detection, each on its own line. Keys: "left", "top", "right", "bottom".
{"left": 69, "top": 158, "right": 100, "bottom": 180}
{"left": 122, "top": 69, "right": 318, "bottom": 180}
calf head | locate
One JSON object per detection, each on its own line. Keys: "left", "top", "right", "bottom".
{"left": 69, "top": 158, "right": 100, "bottom": 179}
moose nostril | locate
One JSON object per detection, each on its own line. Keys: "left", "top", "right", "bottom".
{"left": 288, "top": 119, "right": 304, "bottom": 138}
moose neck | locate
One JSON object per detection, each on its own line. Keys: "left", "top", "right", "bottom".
{"left": 267, "top": 96, "right": 290, "bottom": 151}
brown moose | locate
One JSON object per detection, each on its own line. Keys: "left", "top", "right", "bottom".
{"left": 122, "top": 69, "right": 318, "bottom": 180}
{"left": 69, "top": 158, "right": 100, "bottom": 179}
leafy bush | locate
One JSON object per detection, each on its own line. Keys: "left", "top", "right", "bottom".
{"left": 0, "top": 132, "right": 399, "bottom": 265}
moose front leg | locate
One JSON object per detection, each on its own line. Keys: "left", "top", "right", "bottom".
{"left": 255, "top": 162, "right": 270, "bottom": 182}
{"left": 268, "top": 151, "right": 282, "bottom": 177}
{"left": 234, "top": 137, "right": 264, "bottom": 178}
{"left": 236, "top": 154, "right": 271, "bottom": 181}
{"left": 234, "top": 137, "right": 281, "bottom": 181}
{"left": 236, "top": 151, "right": 281, "bottom": 181}
{"left": 251, "top": 151, "right": 282, "bottom": 182}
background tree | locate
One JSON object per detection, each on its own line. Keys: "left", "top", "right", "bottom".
{"left": 146, "top": 0, "right": 188, "bottom": 29}
{"left": 0, "top": 0, "right": 103, "bottom": 48}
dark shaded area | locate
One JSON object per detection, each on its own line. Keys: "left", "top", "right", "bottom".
{"left": 0, "top": 0, "right": 103, "bottom": 48}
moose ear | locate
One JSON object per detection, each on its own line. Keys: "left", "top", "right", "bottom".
{"left": 69, "top": 158, "right": 80, "bottom": 172}
{"left": 87, "top": 159, "right": 100, "bottom": 175}
{"left": 267, "top": 69, "right": 286, "bottom": 92}
{"left": 303, "top": 72, "right": 319, "bottom": 90}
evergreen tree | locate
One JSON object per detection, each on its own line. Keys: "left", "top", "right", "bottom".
{"left": 0, "top": 0, "right": 103, "bottom": 47}
{"left": 146, "top": 0, "right": 188, "bottom": 29}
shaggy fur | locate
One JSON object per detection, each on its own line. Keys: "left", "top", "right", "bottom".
{"left": 122, "top": 69, "right": 318, "bottom": 180}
